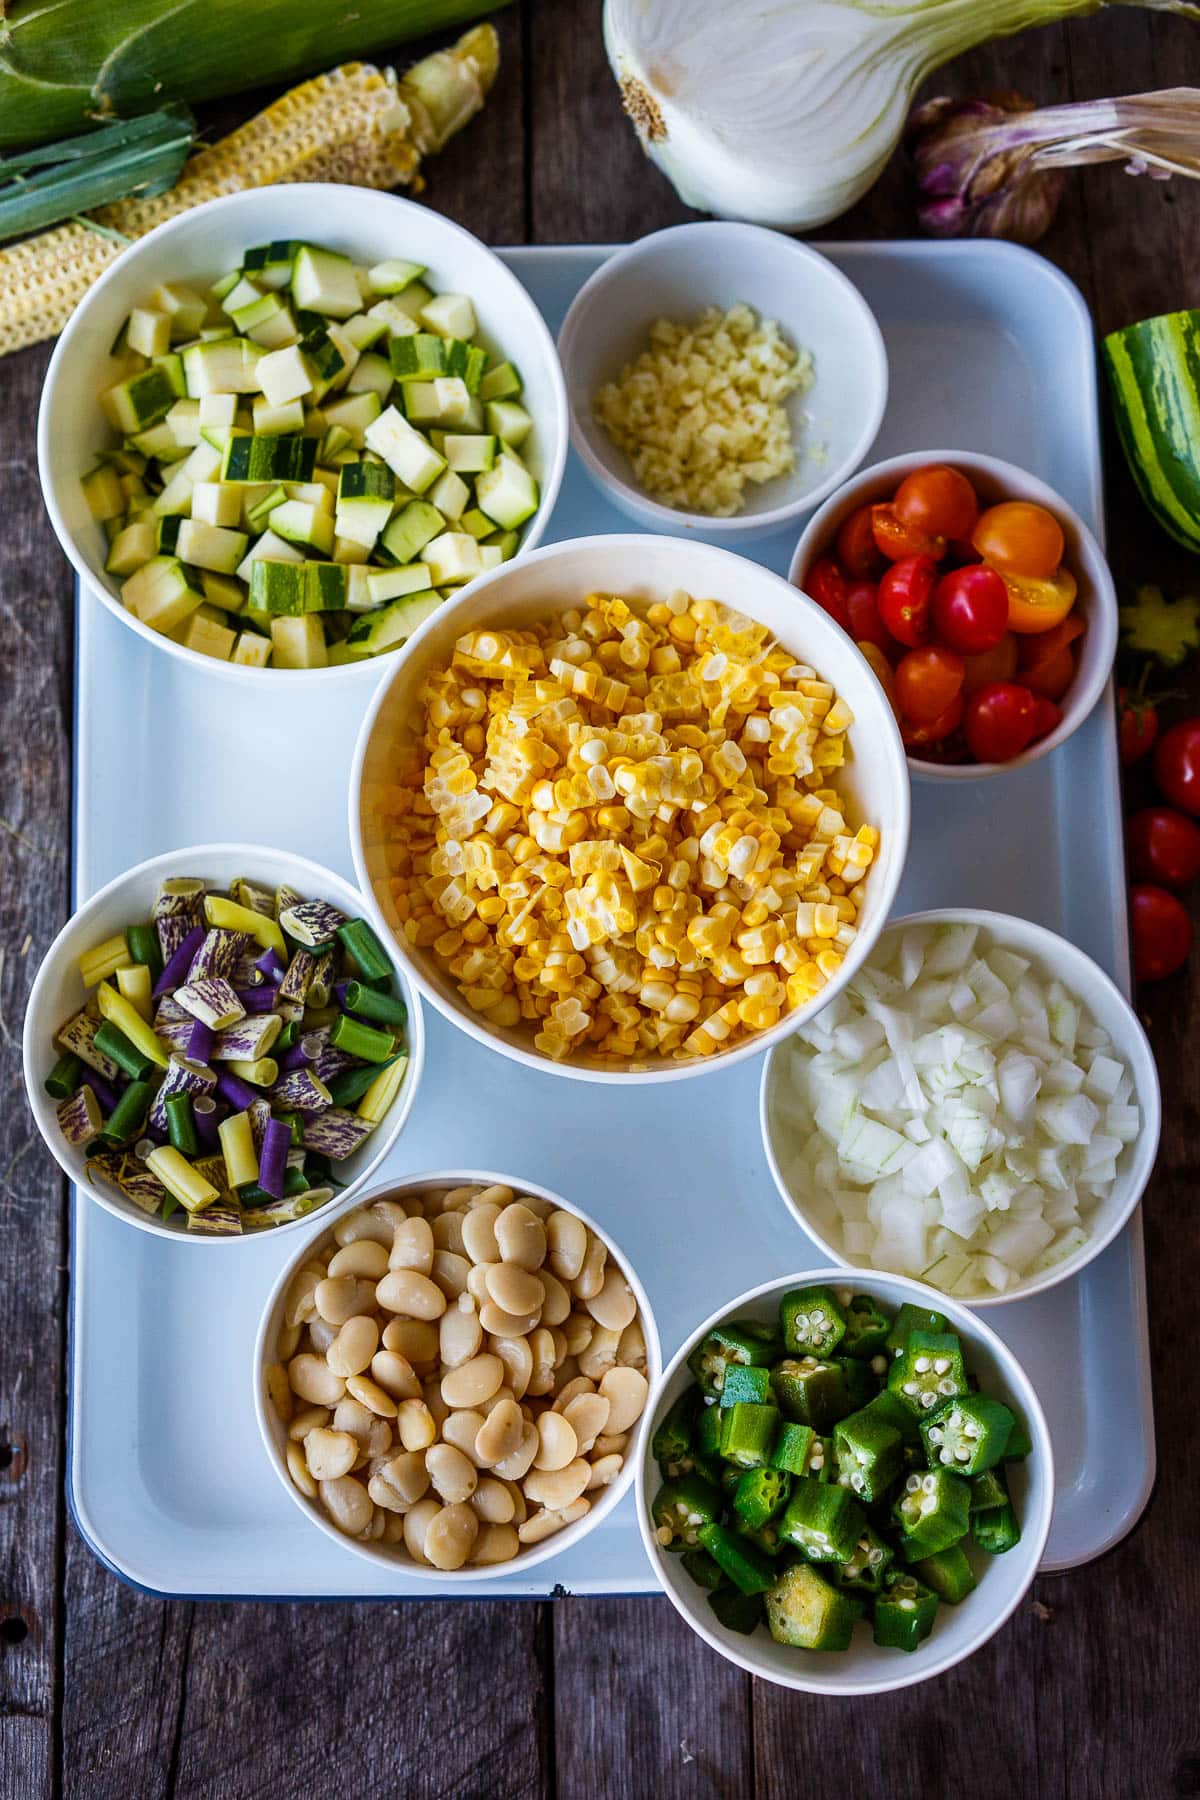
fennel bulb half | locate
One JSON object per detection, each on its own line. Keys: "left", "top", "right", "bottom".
{"left": 603, "top": 0, "right": 1200, "bottom": 232}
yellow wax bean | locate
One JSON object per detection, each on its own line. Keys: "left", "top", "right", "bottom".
{"left": 95, "top": 980, "right": 168, "bottom": 1068}
{"left": 218, "top": 1110, "right": 259, "bottom": 1190}
{"left": 225, "top": 1056, "right": 278, "bottom": 1088}
{"left": 204, "top": 895, "right": 286, "bottom": 959}
{"left": 115, "top": 962, "right": 153, "bottom": 1021}
{"left": 356, "top": 1054, "right": 408, "bottom": 1125}
{"left": 78, "top": 933, "right": 134, "bottom": 988}
{"left": 146, "top": 1145, "right": 220, "bottom": 1214}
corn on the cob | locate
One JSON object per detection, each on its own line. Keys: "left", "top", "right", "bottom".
{"left": 0, "top": 25, "right": 498, "bottom": 356}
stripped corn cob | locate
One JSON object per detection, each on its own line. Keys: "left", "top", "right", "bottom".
{"left": 0, "top": 24, "right": 498, "bottom": 356}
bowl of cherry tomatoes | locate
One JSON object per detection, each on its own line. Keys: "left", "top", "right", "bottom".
{"left": 790, "top": 452, "right": 1118, "bottom": 779}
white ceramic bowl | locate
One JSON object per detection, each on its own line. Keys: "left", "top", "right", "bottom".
{"left": 38, "top": 184, "right": 568, "bottom": 686}
{"left": 22, "top": 844, "right": 424, "bottom": 1242}
{"left": 350, "top": 532, "right": 911, "bottom": 1082}
{"left": 255, "top": 1170, "right": 660, "bottom": 1580}
{"left": 761, "top": 908, "right": 1161, "bottom": 1305}
{"left": 637, "top": 1267, "right": 1054, "bottom": 1695}
{"left": 789, "top": 451, "right": 1118, "bottom": 780}
{"left": 557, "top": 222, "right": 887, "bottom": 540}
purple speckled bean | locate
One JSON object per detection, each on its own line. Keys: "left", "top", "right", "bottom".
{"left": 257, "top": 1117, "right": 290, "bottom": 1198}
{"left": 148, "top": 1055, "right": 218, "bottom": 1137}
{"left": 79, "top": 1069, "right": 119, "bottom": 1113}
{"left": 256, "top": 947, "right": 286, "bottom": 986}
{"left": 188, "top": 928, "right": 248, "bottom": 984}
{"left": 215, "top": 1068, "right": 259, "bottom": 1112}
{"left": 153, "top": 925, "right": 205, "bottom": 997}
{"left": 193, "top": 1094, "right": 223, "bottom": 1150}
{"left": 236, "top": 986, "right": 278, "bottom": 1015}
{"left": 187, "top": 1019, "right": 215, "bottom": 1062}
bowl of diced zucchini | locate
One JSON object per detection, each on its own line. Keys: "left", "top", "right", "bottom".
{"left": 38, "top": 184, "right": 568, "bottom": 680}
{"left": 637, "top": 1269, "right": 1054, "bottom": 1693}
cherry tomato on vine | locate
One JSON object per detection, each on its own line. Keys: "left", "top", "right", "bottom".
{"left": 962, "top": 681, "right": 1038, "bottom": 763}
{"left": 972, "top": 501, "right": 1065, "bottom": 579}
{"left": 844, "top": 580, "right": 898, "bottom": 657}
{"left": 878, "top": 555, "right": 938, "bottom": 648}
{"left": 1126, "top": 808, "right": 1200, "bottom": 890}
{"left": 895, "top": 645, "right": 965, "bottom": 724}
{"left": 931, "top": 564, "right": 1009, "bottom": 655}
{"left": 871, "top": 503, "right": 945, "bottom": 563}
{"left": 902, "top": 693, "right": 964, "bottom": 749}
{"left": 1130, "top": 883, "right": 1193, "bottom": 982}
{"left": 1154, "top": 718, "right": 1200, "bottom": 816}
{"left": 1118, "top": 688, "right": 1159, "bottom": 767}
{"left": 961, "top": 633, "right": 1019, "bottom": 696}
{"left": 836, "top": 504, "right": 886, "bottom": 578}
{"left": 806, "top": 556, "right": 851, "bottom": 631}
{"left": 894, "top": 464, "right": 979, "bottom": 543}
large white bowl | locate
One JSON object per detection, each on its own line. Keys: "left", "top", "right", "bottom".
{"left": 255, "top": 1170, "right": 660, "bottom": 1581}
{"left": 761, "top": 909, "right": 1161, "bottom": 1304}
{"left": 350, "top": 533, "right": 912, "bottom": 1082}
{"left": 789, "top": 451, "right": 1118, "bottom": 780}
{"left": 557, "top": 223, "right": 887, "bottom": 540}
{"left": 637, "top": 1268, "right": 1054, "bottom": 1695}
{"left": 38, "top": 184, "right": 568, "bottom": 687}
{"left": 22, "top": 844, "right": 424, "bottom": 1242}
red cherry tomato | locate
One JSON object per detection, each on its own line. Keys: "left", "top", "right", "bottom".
{"left": 961, "top": 633, "right": 1019, "bottom": 696}
{"left": 836, "top": 504, "right": 886, "bottom": 578}
{"left": 1154, "top": 717, "right": 1200, "bottom": 816}
{"left": 878, "top": 555, "right": 938, "bottom": 648}
{"left": 806, "top": 556, "right": 851, "bottom": 631}
{"left": 902, "top": 693, "right": 964, "bottom": 749}
{"left": 1018, "top": 614, "right": 1086, "bottom": 667}
{"left": 1126, "top": 807, "right": 1200, "bottom": 889}
{"left": 1029, "top": 696, "right": 1062, "bottom": 742}
{"left": 1130, "top": 883, "right": 1193, "bottom": 982}
{"left": 963, "top": 681, "right": 1038, "bottom": 763}
{"left": 894, "top": 464, "right": 979, "bottom": 543}
{"left": 931, "top": 564, "right": 1009, "bottom": 655}
{"left": 972, "top": 501, "right": 1065, "bottom": 579}
{"left": 895, "top": 646, "right": 965, "bottom": 724}
{"left": 871, "top": 503, "right": 946, "bottom": 563}
{"left": 1022, "top": 646, "right": 1076, "bottom": 701}
{"left": 1118, "top": 688, "right": 1159, "bottom": 767}
{"left": 844, "top": 580, "right": 899, "bottom": 658}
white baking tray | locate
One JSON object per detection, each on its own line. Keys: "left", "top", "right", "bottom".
{"left": 68, "top": 242, "right": 1153, "bottom": 1596}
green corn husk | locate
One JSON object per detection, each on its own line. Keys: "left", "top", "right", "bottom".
{"left": 0, "top": 104, "right": 193, "bottom": 241}
{"left": 0, "top": 0, "right": 513, "bottom": 149}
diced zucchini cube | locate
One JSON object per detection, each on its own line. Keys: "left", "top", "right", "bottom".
{"left": 235, "top": 529, "right": 304, "bottom": 585}
{"left": 175, "top": 519, "right": 249, "bottom": 574}
{"left": 242, "top": 241, "right": 301, "bottom": 289}
{"left": 221, "top": 276, "right": 265, "bottom": 318}
{"left": 232, "top": 630, "right": 272, "bottom": 668}
{"left": 445, "top": 340, "right": 488, "bottom": 393}
{"left": 419, "top": 292, "right": 476, "bottom": 340}
{"left": 363, "top": 563, "right": 433, "bottom": 607}
{"left": 245, "top": 300, "right": 299, "bottom": 351}
{"left": 152, "top": 283, "right": 207, "bottom": 340}
{"left": 291, "top": 246, "right": 361, "bottom": 319}
{"left": 323, "top": 390, "right": 382, "bottom": 448}
{"left": 366, "top": 299, "right": 420, "bottom": 339}
{"left": 378, "top": 499, "right": 444, "bottom": 566}
{"left": 479, "top": 360, "right": 522, "bottom": 402}
{"left": 485, "top": 400, "right": 532, "bottom": 447}
{"left": 121, "top": 555, "right": 204, "bottom": 635}
{"left": 335, "top": 460, "right": 395, "bottom": 548}
{"left": 177, "top": 609, "right": 236, "bottom": 661}
{"left": 256, "top": 343, "right": 312, "bottom": 407}
{"left": 401, "top": 381, "right": 440, "bottom": 424}
{"left": 424, "top": 532, "right": 483, "bottom": 586}
{"left": 459, "top": 507, "right": 495, "bottom": 541}
{"left": 151, "top": 351, "right": 187, "bottom": 398}
{"left": 105, "top": 517, "right": 158, "bottom": 575}
{"left": 165, "top": 400, "right": 203, "bottom": 447}
{"left": 389, "top": 333, "right": 448, "bottom": 383}
{"left": 82, "top": 464, "right": 125, "bottom": 521}
{"left": 428, "top": 468, "right": 469, "bottom": 522}
{"left": 102, "top": 366, "right": 177, "bottom": 433}
{"left": 269, "top": 500, "right": 335, "bottom": 556}
{"left": 478, "top": 544, "right": 504, "bottom": 572}
{"left": 183, "top": 338, "right": 257, "bottom": 398}
{"left": 333, "top": 535, "right": 370, "bottom": 564}
{"left": 271, "top": 614, "right": 329, "bottom": 668}
{"left": 200, "top": 570, "right": 245, "bottom": 614}
{"left": 151, "top": 463, "right": 195, "bottom": 519}
{"left": 199, "top": 394, "right": 238, "bottom": 428}
{"left": 367, "top": 258, "right": 427, "bottom": 295}
{"left": 126, "top": 307, "right": 171, "bottom": 358}
{"left": 364, "top": 406, "right": 446, "bottom": 493}
{"left": 344, "top": 589, "right": 442, "bottom": 656}
{"left": 346, "top": 352, "right": 394, "bottom": 399}
{"left": 252, "top": 396, "right": 307, "bottom": 436}
{"left": 340, "top": 313, "right": 388, "bottom": 354}
{"left": 444, "top": 433, "right": 498, "bottom": 473}
{"left": 475, "top": 452, "right": 539, "bottom": 530}
{"left": 430, "top": 378, "right": 472, "bottom": 425}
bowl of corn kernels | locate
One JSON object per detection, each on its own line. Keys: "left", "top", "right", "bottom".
{"left": 350, "top": 534, "right": 911, "bottom": 1080}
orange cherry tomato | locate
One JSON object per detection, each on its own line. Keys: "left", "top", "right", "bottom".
{"left": 972, "top": 501, "right": 1065, "bottom": 579}
{"left": 902, "top": 693, "right": 964, "bottom": 749}
{"left": 895, "top": 645, "right": 965, "bottom": 724}
{"left": 894, "top": 464, "right": 979, "bottom": 543}
{"left": 1003, "top": 565, "right": 1078, "bottom": 634}
{"left": 961, "top": 632, "right": 1019, "bottom": 696}
{"left": 871, "top": 502, "right": 946, "bottom": 563}
{"left": 836, "top": 504, "right": 886, "bottom": 578}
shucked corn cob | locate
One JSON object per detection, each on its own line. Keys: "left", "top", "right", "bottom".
{"left": 0, "top": 25, "right": 499, "bottom": 356}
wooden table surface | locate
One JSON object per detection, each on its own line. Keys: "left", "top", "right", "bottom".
{"left": 2, "top": 5, "right": 1199, "bottom": 1795}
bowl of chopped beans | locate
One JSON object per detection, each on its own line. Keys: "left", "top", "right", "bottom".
{"left": 350, "top": 533, "right": 911, "bottom": 1080}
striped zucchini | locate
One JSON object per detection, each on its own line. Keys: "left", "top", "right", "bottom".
{"left": 1103, "top": 310, "right": 1200, "bottom": 554}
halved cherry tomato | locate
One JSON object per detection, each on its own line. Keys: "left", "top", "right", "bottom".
{"left": 902, "top": 693, "right": 964, "bottom": 749}
{"left": 1021, "top": 647, "right": 1075, "bottom": 700}
{"left": 1126, "top": 807, "right": 1200, "bottom": 889}
{"left": 845, "top": 580, "right": 899, "bottom": 658}
{"left": 931, "top": 564, "right": 1009, "bottom": 655}
{"left": 857, "top": 641, "right": 898, "bottom": 712}
{"left": 1029, "top": 696, "right": 1062, "bottom": 742}
{"left": 1118, "top": 687, "right": 1159, "bottom": 767}
{"left": 961, "top": 632, "right": 1019, "bottom": 696}
{"left": 836, "top": 504, "right": 886, "bottom": 578}
{"left": 1130, "top": 883, "right": 1192, "bottom": 982}
{"left": 972, "top": 501, "right": 1065, "bottom": 578}
{"left": 894, "top": 464, "right": 979, "bottom": 543}
{"left": 963, "top": 681, "right": 1038, "bottom": 762}
{"left": 1002, "top": 565, "right": 1077, "bottom": 634}
{"left": 806, "top": 556, "right": 851, "bottom": 631}
{"left": 871, "top": 503, "right": 946, "bottom": 563}
{"left": 1154, "top": 718, "right": 1200, "bottom": 816}
{"left": 895, "top": 645, "right": 964, "bottom": 724}
{"left": 878, "top": 555, "right": 937, "bottom": 648}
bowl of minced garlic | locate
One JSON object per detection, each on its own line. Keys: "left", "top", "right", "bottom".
{"left": 352, "top": 535, "right": 910, "bottom": 1083}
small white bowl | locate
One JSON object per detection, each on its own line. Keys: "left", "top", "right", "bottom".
{"left": 637, "top": 1267, "right": 1054, "bottom": 1695}
{"left": 789, "top": 451, "right": 1118, "bottom": 780}
{"left": 350, "top": 532, "right": 911, "bottom": 1083}
{"left": 23, "top": 845, "right": 424, "bottom": 1242}
{"left": 38, "top": 184, "right": 568, "bottom": 687}
{"left": 761, "top": 908, "right": 1161, "bottom": 1305}
{"left": 557, "top": 223, "right": 887, "bottom": 540}
{"left": 255, "top": 1170, "right": 660, "bottom": 1580}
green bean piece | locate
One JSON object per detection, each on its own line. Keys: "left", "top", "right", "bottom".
{"left": 45, "top": 1051, "right": 84, "bottom": 1099}
{"left": 343, "top": 980, "right": 407, "bottom": 1029}
{"left": 242, "top": 1168, "right": 309, "bottom": 1207}
{"left": 328, "top": 1012, "right": 395, "bottom": 1063}
{"left": 97, "top": 1079, "right": 153, "bottom": 1146}
{"left": 93, "top": 1019, "right": 155, "bottom": 1082}
{"left": 165, "top": 1091, "right": 200, "bottom": 1157}
{"left": 274, "top": 1020, "right": 301, "bottom": 1053}
{"left": 125, "top": 921, "right": 163, "bottom": 981}
{"left": 336, "top": 917, "right": 391, "bottom": 983}
{"left": 326, "top": 1056, "right": 401, "bottom": 1108}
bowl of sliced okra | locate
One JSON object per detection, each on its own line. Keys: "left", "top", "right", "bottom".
{"left": 637, "top": 1269, "right": 1053, "bottom": 1693}
{"left": 38, "top": 183, "right": 567, "bottom": 681}
{"left": 22, "top": 844, "right": 424, "bottom": 1240}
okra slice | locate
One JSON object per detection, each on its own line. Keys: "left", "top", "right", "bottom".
{"left": 887, "top": 1331, "right": 968, "bottom": 1416}
{"left": 732, "top": 1465, "right": 791, "bottom": 1531}
{"left": 922, "top": 1394, "right": 1014, "bottom": 1476}
{"left": 885, "top": 1302, "right": 950, "bottom": 1356}
{"left": 856, "top": 1387, "right": 921, "bottom": 1446}
{"left": 780, "top": 1284, "right": 847, "bottom": 1357}
{"left": 833, "top": 1407, "right": 904, "bottom": 1503}
{"left": 770, "top": 1421, "right": 816, "bottom": 1477}
{"left": 734, "top": 1515, "right": 783, "bottom": 1559}
{"left": 778, "top": 1475, "right": 866, "bottom": 1564}
{"left": 841, "top": 1294, "right": 891, "bottom": 1360}
{"left": 652, "top": 1388, "right": 699, "bottom": 1477}
{"left": 972, "top": 1498, "right": 1022, "bottom": 1555}
{"left": 687, "top": 1319, "right": 778, "bottom": 1398}
{"left": 719, "top": 1401, "right": 780, "bottom": 1469}
{"left": 765, "top": 1562, "right": 863, "bottom": 1651}
{"left": 697, "top": 1522, "right": 777, "bottom": 1595}
{"left": 680, "top": 1548, "right": 725, "bottom": 1591}
{"left": 707, "top": 1586, "right": 765, "bottom": 1636}
{"left": 968, "top": 1467, "right": 1010, "bottom": 1514}
{"left": 830, "top": 1356, "right": 875, "bottom": 1410}
{"left": 773, "top": 1356, "right": 855, "bottom": 1432}
{"left": 1003, "top": 1411, "right": 1033, "bottom": 1461}
{"left": 651, "top": 1474, "right": 722, "bottom": 1551}
{"left": 894, "top": 1469, "right": 972, "bottom": 1560}
{"left": 719, "top": 1363, "right": 774, "bottom": 1408}
{"left": 872, "top": 1571, "right": 939, "bottom": 1652}
{"left": 912, "top": 1543, "right": 978, "bottom": 1604}
{"left": 833, "top": 1525, "right": 894, "bottom": 1596}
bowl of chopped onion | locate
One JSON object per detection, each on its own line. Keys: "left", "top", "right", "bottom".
{"left": 761, "top": 909, "right": 1160, "bottom": 1304}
